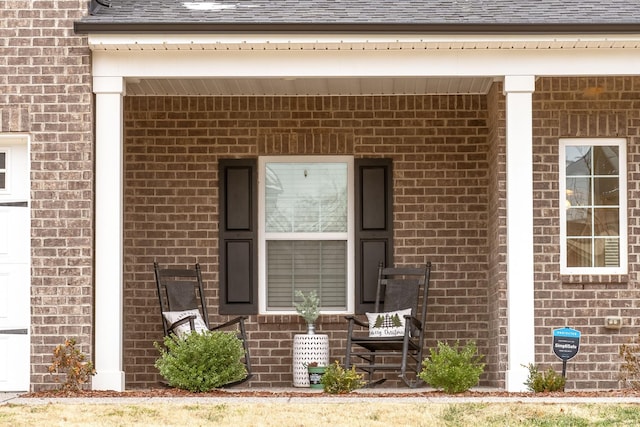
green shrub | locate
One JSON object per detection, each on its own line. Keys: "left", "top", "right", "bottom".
{"left": 419, "top": 340, "right": 485, "bottom": 394}
{"left": 619, "top": 332, "right": 640, "bottom": 389}
{"left": 320, "top": 361, "right": 364, "bottom": 394}
{"left": 48, "top": 338, "right": 96, "bottom": 391}
{"left": 154, "top": 331, "right": 247, "bottom": 392}
{"left": 523, "top": 363, "right": 566, "bottom": 392}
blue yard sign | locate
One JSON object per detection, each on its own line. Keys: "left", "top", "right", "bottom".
{"left": 553, "top": 327, "right": 581, "bottom": 379}
{"left": 553, "top": 327, "right": 581, "bottom": 361}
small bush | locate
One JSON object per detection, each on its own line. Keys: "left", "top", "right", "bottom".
{"left": 154, "top": 330, "right": 247, "bottom": 392}
{"left": 419, "top": 340, "right": 485, "bottom": 394}
{"left": 523, "top": 363, "right": 566, "bottom": 392}
{"left": 48, "top": 338, "right": 96, "bottom": 391}
{"left": 619, "top": 332, "right": 640, "bottom": 389}
{"left": 320, "top": 361, "right": 364, "bottom": 394}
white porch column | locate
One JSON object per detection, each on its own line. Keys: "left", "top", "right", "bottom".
{"left": 92, "top": 76, "right": 125, "bottom": 391}
{"left": 504, "top": 75, "right": 536, "bottom": 392}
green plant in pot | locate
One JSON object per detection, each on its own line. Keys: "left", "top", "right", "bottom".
{"left": 294, "top": 290, "right": 320, "bottom": 334}
{"left": 306, "top": 361, "right": 327, "bottom": 389}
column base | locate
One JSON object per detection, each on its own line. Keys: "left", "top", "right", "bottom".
{"left": 92, "top": 370, "right": 125, "bottom": 391}
{"left": 505, "top": 365, "right": 530, "bottom": 392}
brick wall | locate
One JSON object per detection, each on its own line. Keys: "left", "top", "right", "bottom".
{"left": 122, "top": 94, "right": 491, "bottom": 388}
{"left": 1, "top": 1, "right": 93, "bottom": 390}
{"left": 486, "top": 83, "right": 508, "bottom": 386}
{"left": 7, "top": 0, "right": 638, "bottom": 391}
{"left": 531, "top": 76, "right": 640, "bottom": 390}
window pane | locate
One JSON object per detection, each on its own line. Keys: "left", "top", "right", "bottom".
{"left": 594, "top": 208, "right": 619, "bottom": 236}
{"left": 566, "top": 237, "right": 620, "bottom": 268}
{"left": 0, "top": 152, "right": 5, "bottom": 169}
{"left": 593, "top": 146, "right": 619, "bottom": 175}
{"left": 0, "top": 172, "right": 4, "bottom": 189}
{"left": 567, "top": 238, "right": 592, "bottom": 267}
{"left": 565, "top": 146, "right": 592, "bottom": 176}
{"left": 266, "top": 240, "right": 347, "bottom": 310}
{"left": 265, "top": 163, "right": 347, "bottom": 233}
{"left": 566, "top": 208, "right": 591, "bottom": 237}
{"left": 566, "top": 177, "right": 590, "bottom": 206}
{"left": 594, "top": 177, "right": 618, "bottom": 205}
{"left": 595, "top": 238, "right": 619, "bottom": 267}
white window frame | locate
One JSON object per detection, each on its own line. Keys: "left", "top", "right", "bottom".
{"left": 258, "top": 156, "right": 354, "bottom": 315}
{"left": 559, "top": 138, "right": 627, "bottom": 275}
{"left": 0, "top": 147, "right": 9, "bottom": 193}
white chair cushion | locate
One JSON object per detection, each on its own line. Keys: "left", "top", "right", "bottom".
{"left": 365, "top": 308, "right": 412, "bottom": 337}
{"left": 162, "top": 309, "right": 208, "bottom": 338}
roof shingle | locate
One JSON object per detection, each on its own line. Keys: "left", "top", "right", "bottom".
{"left": 77, "top": 0, "right": 640, "bottom": 31}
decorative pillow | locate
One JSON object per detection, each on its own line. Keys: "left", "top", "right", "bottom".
{"left": 365, "top": 308, "right": 412, "bottom": 337}
{"left": 162, "top": 309, "right": 208, "bottom": 338}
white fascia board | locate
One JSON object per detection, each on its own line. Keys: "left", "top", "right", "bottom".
{"left": 87, "top": 33, "right": 640, "bottom": 50}
{"left": 93, "top": 46, "right": 640, "bottom": 79}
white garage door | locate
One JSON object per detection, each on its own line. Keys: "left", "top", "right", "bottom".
{"left": 0, "top": 136, "right": 30, "bottom": 392}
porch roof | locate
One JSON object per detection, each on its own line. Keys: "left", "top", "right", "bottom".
{"left": 79, "top": 1, "right": 640, "bottom": 97}
{"left": 76, "top": 0, "right": 640, "bottom": 34}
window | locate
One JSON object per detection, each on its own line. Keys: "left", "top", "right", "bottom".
{"left": 218, "top": 157, "right": 391, "bottom": 315}
{"left": 560, "top": 138, "right": 627, "bottom": 274}
{"left": 258, "top": 157, "right": 354, "bottom": 313}
{"left": 0, "top": 150, "right": 6, "bottom": 191}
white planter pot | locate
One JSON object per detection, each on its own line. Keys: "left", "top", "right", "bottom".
{"left": 292, "top": 334, "right": 329, "bottom": 387}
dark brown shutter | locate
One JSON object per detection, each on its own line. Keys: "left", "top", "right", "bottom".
{"left": 219, "top": 159, "right": 258, "bottom": 314}
{"left": 354, "top": 158, "right": 393, "bottom": 313}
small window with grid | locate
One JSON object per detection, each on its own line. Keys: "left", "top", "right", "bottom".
{"left": 560, "top": 138, "right": 627, "bottom": 274}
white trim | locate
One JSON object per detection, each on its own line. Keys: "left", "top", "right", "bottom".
{"left": 0, "top": 134, "right": 31, "bottom": 200}
{"left": 91, "top": 48, "right": 640, "bottom": 80}
{"left": 503, "top": 75, "right": 536, "bottom": 93}
{"left": 88, "top": 33, "right": 640, "bottom": 51}
{"left": 559, "top": 138, "right": 628, "bottom": 275}
{"left": 258, "top": 156, "right": 355, "bottom": 315}
{"left": 93, "top": 76, "right": 126, "bottom": 95}
{"left": 92, "top": 77, "right": 126, "bottom": 391}
{"left": 0, "top": 133, "right": 30, "bottom": 392}
{"left": 504, "top": 75, "right": 535, "bottom": 393}
{"left": 0, "top": 147, "right": 10, "bottom": 194}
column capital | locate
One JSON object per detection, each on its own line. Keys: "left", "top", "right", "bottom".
{"left": 503, "top": 75, "right": 535, "bottom": 94}
{"left": 93, "top": 76, "right": 125, "bottom": 95}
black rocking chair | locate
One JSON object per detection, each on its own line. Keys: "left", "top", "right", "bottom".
{"left": 154, "top": 262, "right": 252, "bottom": 384}
{"left": 345, "top": 262, "right": 432, "bottom": 388}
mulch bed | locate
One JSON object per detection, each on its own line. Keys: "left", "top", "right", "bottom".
{"left": 21, "top": 388, "right": 640, "bottom": 399}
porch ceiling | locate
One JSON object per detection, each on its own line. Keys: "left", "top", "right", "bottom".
{"left": 124, "top": 76, "right": 496, "bottom": 96}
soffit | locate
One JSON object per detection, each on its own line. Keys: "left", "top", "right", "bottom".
{"left": 124, "top": 76, "right": 496, "bottom": 96}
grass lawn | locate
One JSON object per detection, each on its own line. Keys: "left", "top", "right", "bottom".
{"left": 2, "top": 401, "right": 640, "bottom": 426}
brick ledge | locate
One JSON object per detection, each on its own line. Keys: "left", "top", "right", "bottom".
{"left": 560, "top": 274, "right": 629, "bottom": 286}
